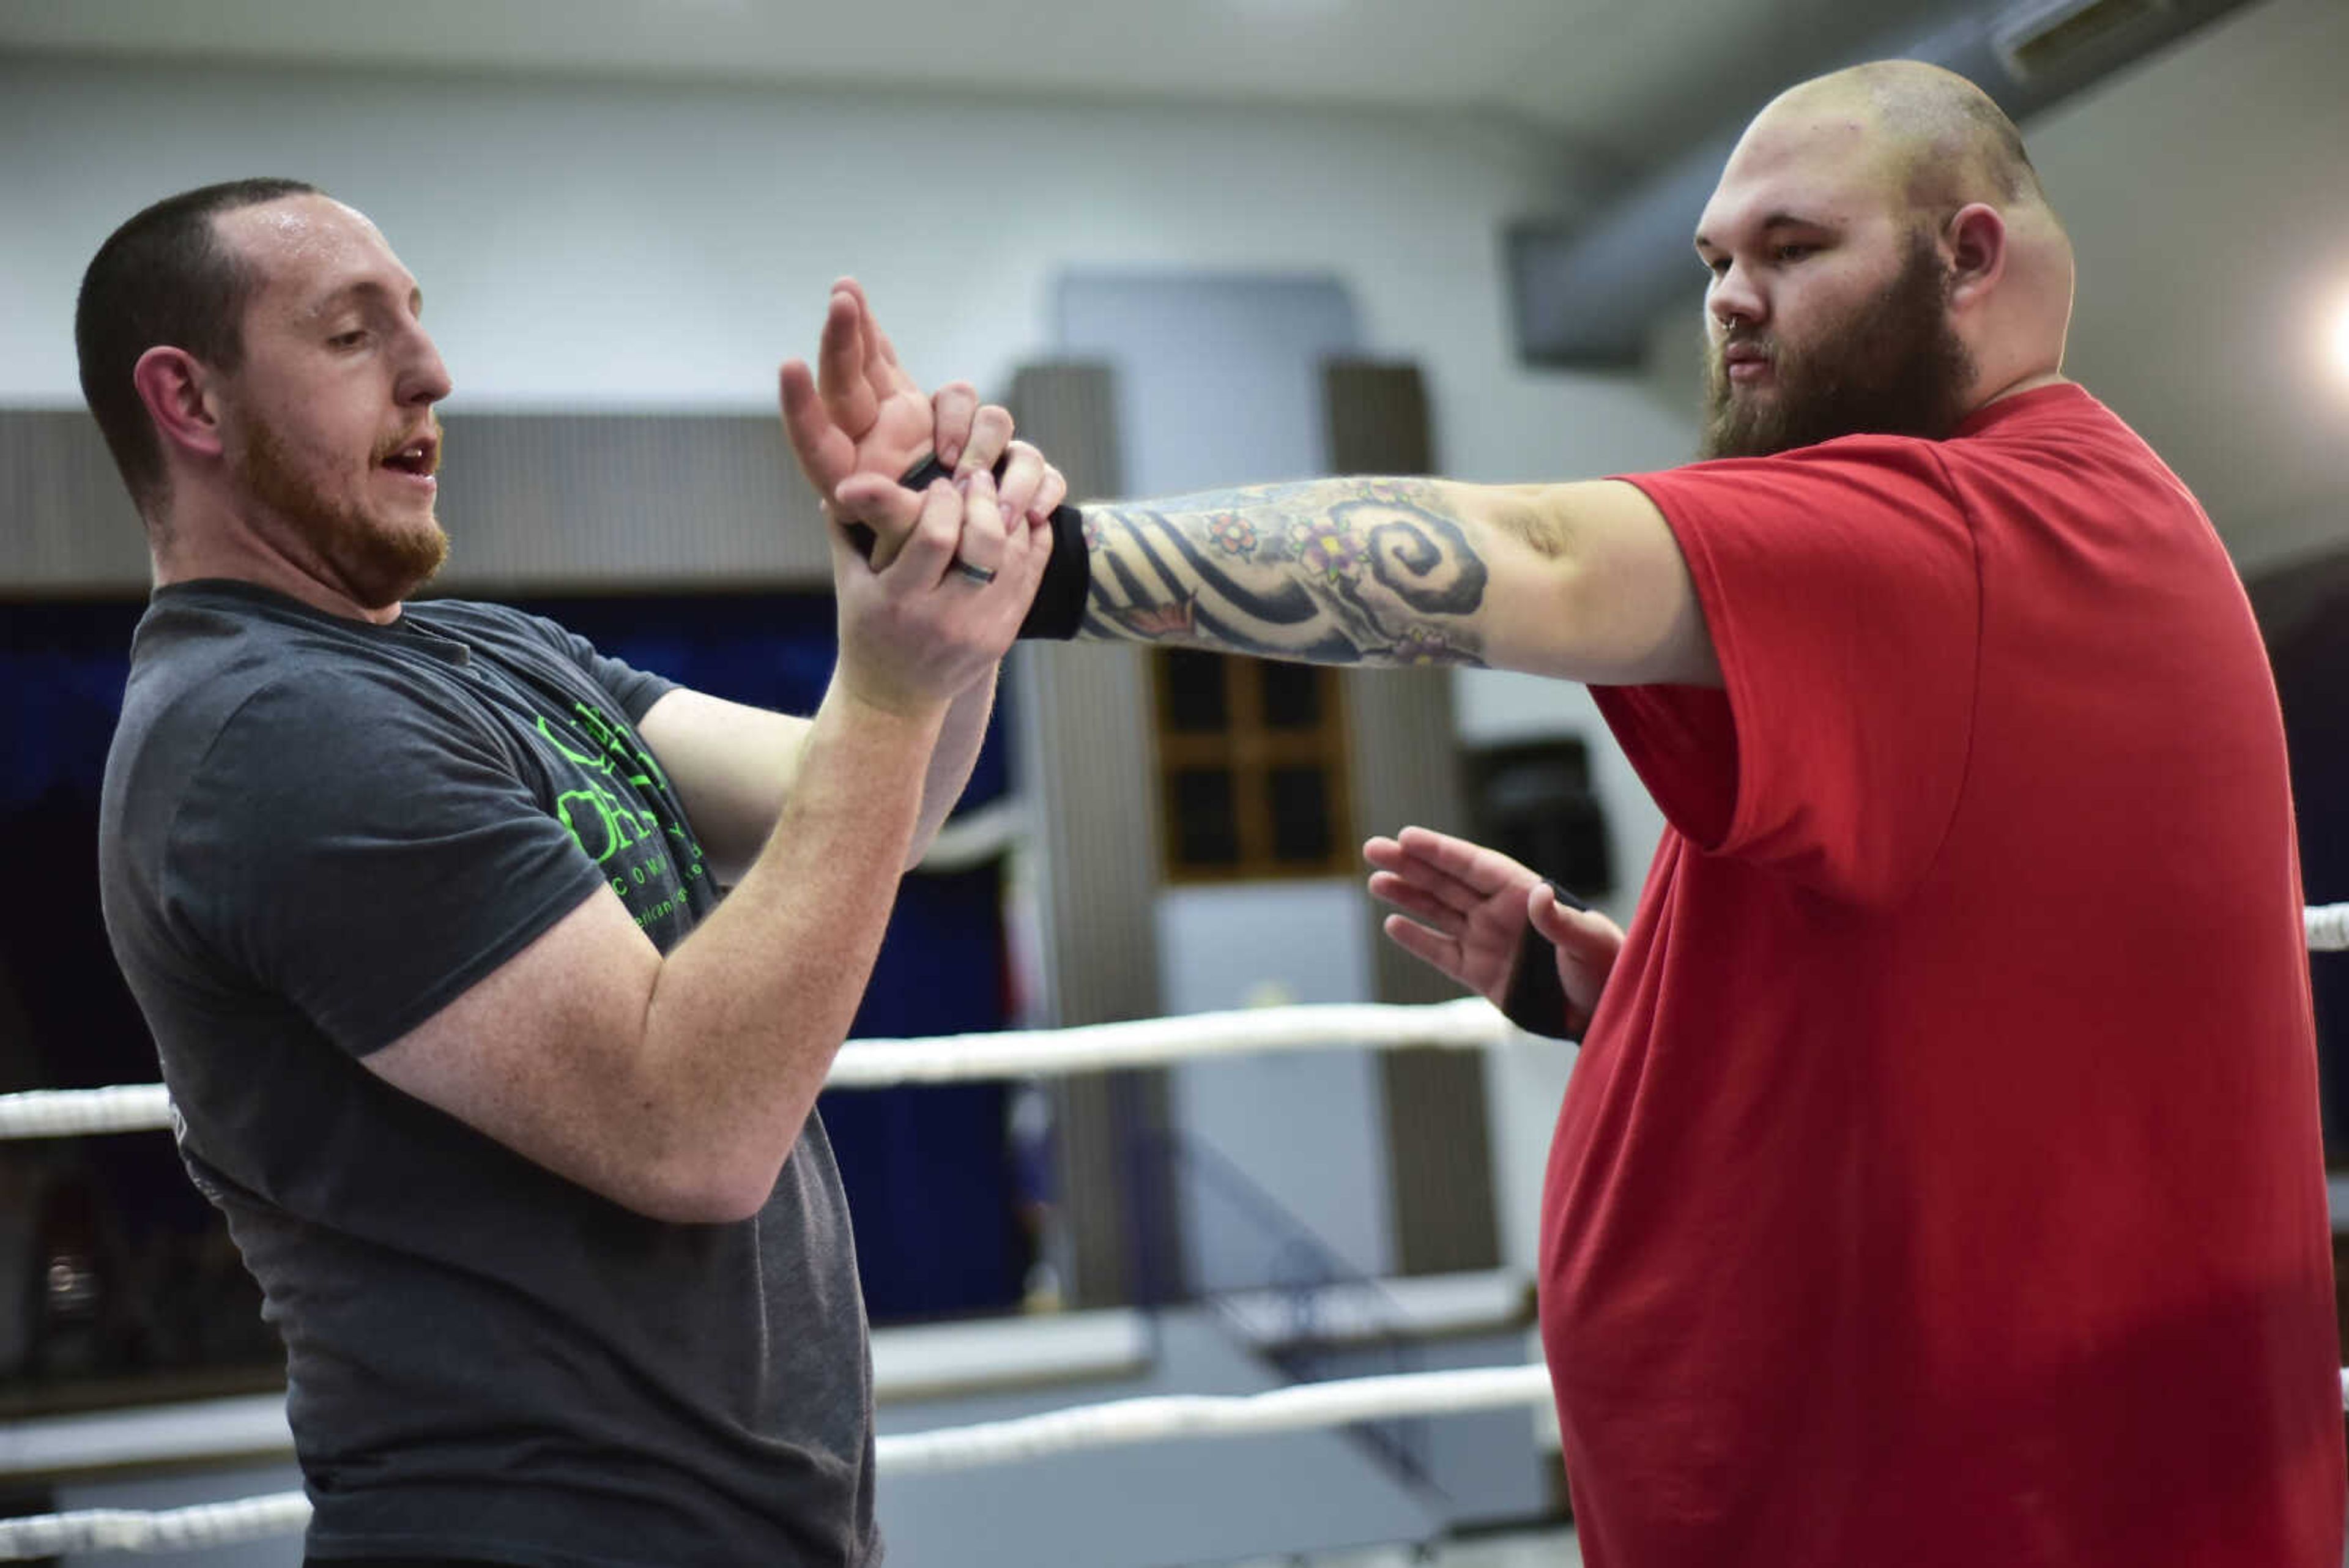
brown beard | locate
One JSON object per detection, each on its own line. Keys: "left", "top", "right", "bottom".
{"left": 239, "top": 418, "right": 449, "bottom": 610}
{"left": 1701, "top": 228, "right": 1978, "bottom": 460}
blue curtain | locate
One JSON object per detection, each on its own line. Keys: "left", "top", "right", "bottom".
{"left": 0, "top": 590, "right": 1020, "bottom": 1379}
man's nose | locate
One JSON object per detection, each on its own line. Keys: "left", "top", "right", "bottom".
{"left": 1709, "top": 264, "right": 1765, "bottom": 331}
{"left": 399, "top": 330, "right": 453, "bottom": 406}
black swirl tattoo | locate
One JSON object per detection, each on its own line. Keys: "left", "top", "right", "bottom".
{"left": 1077, "top": 480, "right": 1493, "bottom": 668}
{"left": 1345, "top": 502, "right": 1486, "bottom": 615}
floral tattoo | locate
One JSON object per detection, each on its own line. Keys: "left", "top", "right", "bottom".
{"left": 1076, "top": 478, "right": 1490, "bottom": 667}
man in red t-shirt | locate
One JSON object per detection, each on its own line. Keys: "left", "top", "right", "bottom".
{"left": 792, "top": 56, "right": 2342, "bottom": 1568}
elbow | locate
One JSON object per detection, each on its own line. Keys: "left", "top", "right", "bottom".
{"left": 623, "top": 1135, "right": 796, "bottom": 1225}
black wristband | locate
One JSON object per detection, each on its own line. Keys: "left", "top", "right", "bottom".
{"left": 1018, "top": 503, "right": 1089, "bottom": 641}
{"left": 860, "top": 453, "right": 1088, "bottom": 641}
{"left": 1498, "top": 879, "right": 1589, "bottom": 1040}
{"left": 896, "top": 451, "right": 965, "bottom": 493}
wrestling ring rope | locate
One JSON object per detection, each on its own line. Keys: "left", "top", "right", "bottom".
{"left": 0, "top": 996, "right": 1515, "bottom": 1141}
{"left": 0, "top": 903, "right": 2342, "bottom": 1559}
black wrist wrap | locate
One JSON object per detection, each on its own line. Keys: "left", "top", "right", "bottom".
{"left": 889, "top": 453, "right": 1089, "bottom": 641}
{"left": 1498, "top": 879, "right": 1589, "bottom": 1041}
{"left": 1019, "top": 503, "right": 1090, "bottom": 641}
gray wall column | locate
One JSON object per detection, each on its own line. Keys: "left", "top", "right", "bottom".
{"left": 1005, "top": 363, "right": 1180, "bottom": 1308}
{"left": 1326, "top": 360, "right": 1501, "bottom": 1276}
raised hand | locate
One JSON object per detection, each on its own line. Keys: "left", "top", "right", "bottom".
{"left": 780, "top": 279, "right": 1067, "bottom": 570}
{"left": 780, "top": 278, "right": 959, "bottom": 503}
{"left": 1364, "top": 825, "right": 1623, "bottom": 1038}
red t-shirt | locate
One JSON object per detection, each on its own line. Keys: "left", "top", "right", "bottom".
{"left": 1548, "top": 384, "right": 2343, "bottom": 1566}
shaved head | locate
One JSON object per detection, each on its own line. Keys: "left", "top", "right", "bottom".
{"left": 1776, "top": 60, "right": 2052, "bottom": 218}
{"left": 1694, "top": 61, "right": 2076, "bottom": 456}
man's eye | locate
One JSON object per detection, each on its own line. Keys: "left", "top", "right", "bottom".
{"left": 1702, "top": 256, "right": 1731, "bottom": 277}
{"left": 328, "top": 330, "right": 368, "bottom": 349}
{"left": 1775, "top": 244, "right": 1816, "bottom": 264}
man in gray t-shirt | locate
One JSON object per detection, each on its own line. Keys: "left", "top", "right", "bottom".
{"left": 81, "top": 179, "right": 1063, "bottom": 1566}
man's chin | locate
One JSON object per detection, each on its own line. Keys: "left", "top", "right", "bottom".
{"left": 346, "top": 521, "right": 450, "bottom": 611}
{"left": 1700, "top": 405, "right": 1783, "bottom": 461}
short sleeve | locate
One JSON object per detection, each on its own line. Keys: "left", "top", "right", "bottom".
{"left": 163, "top": 669, "right": 612, "bottom": 1057}
{"left": 1601, "top": 436, "right": 1982, "bottom": 908}
{"left": 523, "top": 613, "right": 677, "bottom": 723}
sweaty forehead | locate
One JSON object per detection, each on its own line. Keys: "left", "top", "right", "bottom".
{"left": 218, "top": 195, "right": 416, "bottom": 312}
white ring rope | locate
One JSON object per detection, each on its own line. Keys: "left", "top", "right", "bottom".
{"left": 13, "top": 902, "right": 2345, "bottom": 1141}
{"left": 876, "top": 1363, "right": 1554, "bottom": 1475}
{"left": 0, "top": 997, "right": 1514, "bottom": 1141}
{"left": 2, "top": 905, "right": 2343, "bottom": 1556}
{"left": 0, "top": 1365, "right": 1554, "bottom": 1559}
{"left": 0, "top": 1084, "right": 173, "bottom": 1140}
{"left": 7, "top": 1361, "right": 2348, "bottom": 1557}
{"left": 0, "top": 1493, "right": 313, "bottom": 1561}
{"left": 829, "top": 995, "right": 1510, "bottom": 1087}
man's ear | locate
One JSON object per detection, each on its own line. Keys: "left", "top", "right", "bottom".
{"left": 1945, "top": 203, "right": 2008, "bottom": 314}
{"left": 131, "top": 346, "right": 227, "bottom": 463}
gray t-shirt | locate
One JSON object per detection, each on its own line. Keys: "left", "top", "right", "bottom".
{"left": 97, "top": 581, "right": 878, "bottom": 1567}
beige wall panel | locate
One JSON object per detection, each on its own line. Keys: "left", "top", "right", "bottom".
{"left": 1326, "top": 360, "right": 1502, "bottom": 1277}
{"left": 0, "top": 409, "right": 834, "bottom": 596}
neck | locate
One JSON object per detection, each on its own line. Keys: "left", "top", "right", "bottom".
{"left": 1973, "top": 366, "right": 2068, "bottom": 411}
{"left": 153, "top": 496, "right": 404, "bottom": 626}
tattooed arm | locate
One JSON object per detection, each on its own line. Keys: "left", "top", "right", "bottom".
{"left": 1074, "top": 475, "right": 1721, "bottom": 687}
{"left": 775, "top": 283, "right": 1713, "bottom": 687}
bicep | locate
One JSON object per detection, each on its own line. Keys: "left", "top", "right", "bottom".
{"left": 362, "top": 885, "right": 692, "bottom": 1216}
{"left": 637, "top": 689, "right": 813, "bottom": 883}
{"left": 1476, "top": 479, "right": 1721, "bottom": 688}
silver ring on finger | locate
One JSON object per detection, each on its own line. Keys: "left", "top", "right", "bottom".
{"left": 951, "top": 556, "right": 998, "bottom": 586}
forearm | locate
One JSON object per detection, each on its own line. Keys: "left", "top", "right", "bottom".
{"left": 1072, "top": 477, "right": 1566, "bottom": 667}
{"left": 906, "top": 664, "right": 998, "bottom": 868}
{"left": 636, "top": 691, "right": 811, "bottom": 888}
{"left": 633, "top": 683, "right": 941, "bottom": 1211}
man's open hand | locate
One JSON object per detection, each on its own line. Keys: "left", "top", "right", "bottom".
{"left": 780, "top": 279, "right": 1066, "bottom": 569}
{"left": 1365, "top": 826, "right": 1623, "bottom": 1038}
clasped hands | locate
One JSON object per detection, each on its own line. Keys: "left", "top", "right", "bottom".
{"left": 778, "top": 279, "right": 1067, "bottom": 715}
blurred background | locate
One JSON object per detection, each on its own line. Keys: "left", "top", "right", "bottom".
{"left": 0, "top": 0, "right": 2345, "bottom": 1561}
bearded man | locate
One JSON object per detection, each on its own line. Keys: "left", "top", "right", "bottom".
{"left": 789, "top": 59, "right": 2345, "bottom": 1568}
{"left": 87, "top": 177, "right": 1064, "bottom": 1566}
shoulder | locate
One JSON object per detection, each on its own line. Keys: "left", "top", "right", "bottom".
{"left": 1635, "top": 430, "right": 1958, "bottom": 502}
{"left": 124, "top": 633, "right": 524, "bottom": 859}
{"left": 111, "top": 603, "right": 379, "bottom": 813}
{"left": 1946, "top": 383, "right": 2186, "bottom": 494}
{"left": 1621, "top": 436, "right": 1973, "bottom": 575}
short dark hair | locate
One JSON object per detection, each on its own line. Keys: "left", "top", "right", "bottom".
{"left": 75, "top": 177, "right": 321, "bottom": 519}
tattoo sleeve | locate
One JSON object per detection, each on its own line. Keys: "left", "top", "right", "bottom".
{"left": 1075, "top": 478, "right": 1493, "bottom": 667}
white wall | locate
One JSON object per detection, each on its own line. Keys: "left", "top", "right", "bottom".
{"left": 1157, "top": 882, "right": 1392, "bottom": 1291}
{"left": 0, "top": 54, "right": 1691, "bottom": 1295}
{"left": 0, "top": 57, "right": 1691, "bottom": 487}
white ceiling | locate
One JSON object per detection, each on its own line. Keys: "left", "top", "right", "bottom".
{"left": 2, "top": 0, "right": 2342, "bottom": 556}
{"left": 0, "top": 0, "right": 1956, "bottom": 170}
